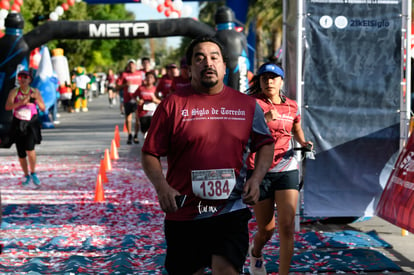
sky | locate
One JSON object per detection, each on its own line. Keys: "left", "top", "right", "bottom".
{"left": 125, "top": 1, "right": 200, "bottom": 48}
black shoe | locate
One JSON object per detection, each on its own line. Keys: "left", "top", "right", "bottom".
{"left": 133, "top": 134, "right": 139, "bottom": 144}
{"left": 127, "top": 134, "right": 132, "bottom": 145}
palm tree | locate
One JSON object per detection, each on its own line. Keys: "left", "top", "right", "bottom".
{"left": 246, "top": 0, "right": 283, "bottom": 66}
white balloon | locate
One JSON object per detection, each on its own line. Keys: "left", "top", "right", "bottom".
{"left": 49, "top": 12, "right": 59, "bottom": 21}
{"left": 55, "top": 6, "right": 64, "bottom": 16}
{"left": 149, "top": 0, "right": 158, "bottom": 9}
{"left": 181, "top": 5, "right": 192, "bottom": 17}
{"left": 0, "top": 9, "right": 8, "bottom": 19}
{"left": 157, "top": 0, "right": 164, "bottom": 4}
{"left": 170, "top": 11, "right": 179, "bottom": 18}
{"left": 75, "top": 0, "right": 82, "bottom": 2}
{"left": 172, "top": 0, "right": 183, "bottom": 11}
{"left": 0, "top": 20, "right": 4, "bottom": 30}
{"left": 141, "top": 0, "right": 150, "bottom": 5}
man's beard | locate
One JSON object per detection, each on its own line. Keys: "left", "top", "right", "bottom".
{"left": 201, "top": 79, "right": 218, "bottom": 88}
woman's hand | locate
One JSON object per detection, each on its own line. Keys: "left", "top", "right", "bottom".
{"left": 265, "top": 109, "right": 280, "bottom": 122}
{"left": 300, "top": 141, "right": 313, "bottom": 150}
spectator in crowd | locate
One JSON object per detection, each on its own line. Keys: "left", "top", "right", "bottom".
{"left": 72, "top": 66, "right": 90, "bottom": 112}
{"left": 58, "top": 81, "right": 73, "bottom": 113}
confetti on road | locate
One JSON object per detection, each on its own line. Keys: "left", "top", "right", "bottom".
{"left": 0, "top": 155, "right": 402, "bottom": 274}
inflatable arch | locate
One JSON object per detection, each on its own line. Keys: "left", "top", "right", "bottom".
{"left": 0, "top": 6, "right": 249, "bottom": 147}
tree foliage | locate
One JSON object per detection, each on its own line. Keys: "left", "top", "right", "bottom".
{"left": 246, "top": 0, "right": 283, "bottom": 65}
{"left": 199, "top": 0, "right": 225, "bottom": 28}
{"left": 199, "top": 0, "right": 283, "bottom": 68}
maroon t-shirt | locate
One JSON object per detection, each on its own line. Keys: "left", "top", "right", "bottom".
{"left": 156, "top": 75, "right": 174, "bottom": 98}
{"left": 118, "top": 71, "right": 144, "bottom": 103}
{"left": 246, "top": 94, "right": 301, "bottom": 172}
{"left": 142, "top": 85, "right": 273, "bottom": 221}
{"left": 134, "top": 85, "right": 157, "bottom": 117}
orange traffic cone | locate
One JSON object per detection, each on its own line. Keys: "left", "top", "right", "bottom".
{"left": 110, "top": 139, "right": 119, "bottom": 160}
{"left": 99, "top": 159, "right": 108, "bottom": 183}
{"left": 94, "top": 174, "right": 105, "bottom": 202}
{"left": 123, "top": 122, "right": 128, "bottom": 133}
{"left": 114, "top": 125, "right": 120, "bottom": 148}
{"left": 104, "top": 148, "right": 112, "bottom": 171}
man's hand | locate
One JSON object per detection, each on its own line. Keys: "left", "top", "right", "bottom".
{"left": 156, "top": 184, "right": 181, "bottom": 213}
{"left": 242, "top": 178, "right": 260, "bottom": 205}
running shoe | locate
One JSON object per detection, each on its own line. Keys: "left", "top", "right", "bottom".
{"left": 133, "top": 134, "right": 139, "bottom": 144}
{"left": 31, "top": 172, "right": 41, "bottom": 186}
{"left": 249, "top": 243, "right": 266, "bottom": 275}
{"left": 127, "top": 134, "right": 132, "bottom": 145}
{"left": 22, "top": 175, "right": 31, "bottom": 186}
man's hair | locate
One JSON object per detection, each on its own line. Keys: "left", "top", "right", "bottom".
{"left": 141, "top": 57, "right": 150, "bottom": 63}
{"left": 145, "top": 71, "right": 157, "bottom": 80}
{"left": 185, "top": 36, "right": 227, "bottom": 66}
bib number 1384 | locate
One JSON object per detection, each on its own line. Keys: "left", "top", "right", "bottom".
{"left": 191, "top": 169, "right": 236, "bottom": 200}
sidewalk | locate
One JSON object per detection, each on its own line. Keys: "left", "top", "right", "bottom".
{"left": 1, "top": 94, "right": 413, "bottom": 274}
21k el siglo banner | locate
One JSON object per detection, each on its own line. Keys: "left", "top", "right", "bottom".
{"left": 302, "top": 0, "right": 402, "bottom": 217}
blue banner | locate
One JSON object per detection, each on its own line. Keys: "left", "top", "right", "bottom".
{"left": 303, "top": 0, "right": 402, "bottom": 217}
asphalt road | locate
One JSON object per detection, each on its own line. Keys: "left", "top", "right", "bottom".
{"left": 2, "top": 92, "right": 413, "bottom": 274}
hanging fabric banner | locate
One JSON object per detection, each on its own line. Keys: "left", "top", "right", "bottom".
{"left": 302, "top": 0, "right": 402, "bottom": 217}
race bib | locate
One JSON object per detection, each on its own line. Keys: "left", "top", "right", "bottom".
{"left": 143, "top": 102, "right": 157, "bottom": 116}
{"left": 128, "top": 84, "right": 138, "bottom": 94}
{"left": 15, "top": 108, "right": 31, "bottom": 121}
{"left": 143, "top": 102, "right": 157, "bottom": 111}
{"left": 191, "top": 169, "right": 236, "bottom": 200}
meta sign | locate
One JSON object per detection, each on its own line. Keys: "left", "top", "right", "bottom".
{"left": 89, "top": 22, "right": 149, "bottom": 38}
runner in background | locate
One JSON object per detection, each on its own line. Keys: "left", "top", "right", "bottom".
{"left": 171, "top": 57, "right": 191, "bottom": 93}
{"left": 135, "top": 71, "right": 160, "bottom": 140}
{"left": 5, "top": 70, "right": 46, "bottom": 186}
{"left": 155, "top": 63, "right": 179, "bottom": 99}
{"left": 106, "top": 68, "right": 117, "bottom": 108}
{"left": 117, "top": 59, "right": 144, "bottom": 144}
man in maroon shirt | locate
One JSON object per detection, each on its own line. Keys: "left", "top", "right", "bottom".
{"left": 117, "top": 59, "right": 144, "bottom": 144}
{"left": 155, "top": 63, "right": 178, "bottom": 99}
{"left": 142, "top": 36, "right": 274, "bottom": 275}
{"left": 171, "top": 57, "right": 191, "bottom": 93}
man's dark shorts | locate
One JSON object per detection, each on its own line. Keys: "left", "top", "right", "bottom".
{"left": 164, "top": 208, "right": 252, "bottom": 274}
{"left": 124, "top": 101, "right": 137, "bottom": 116}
